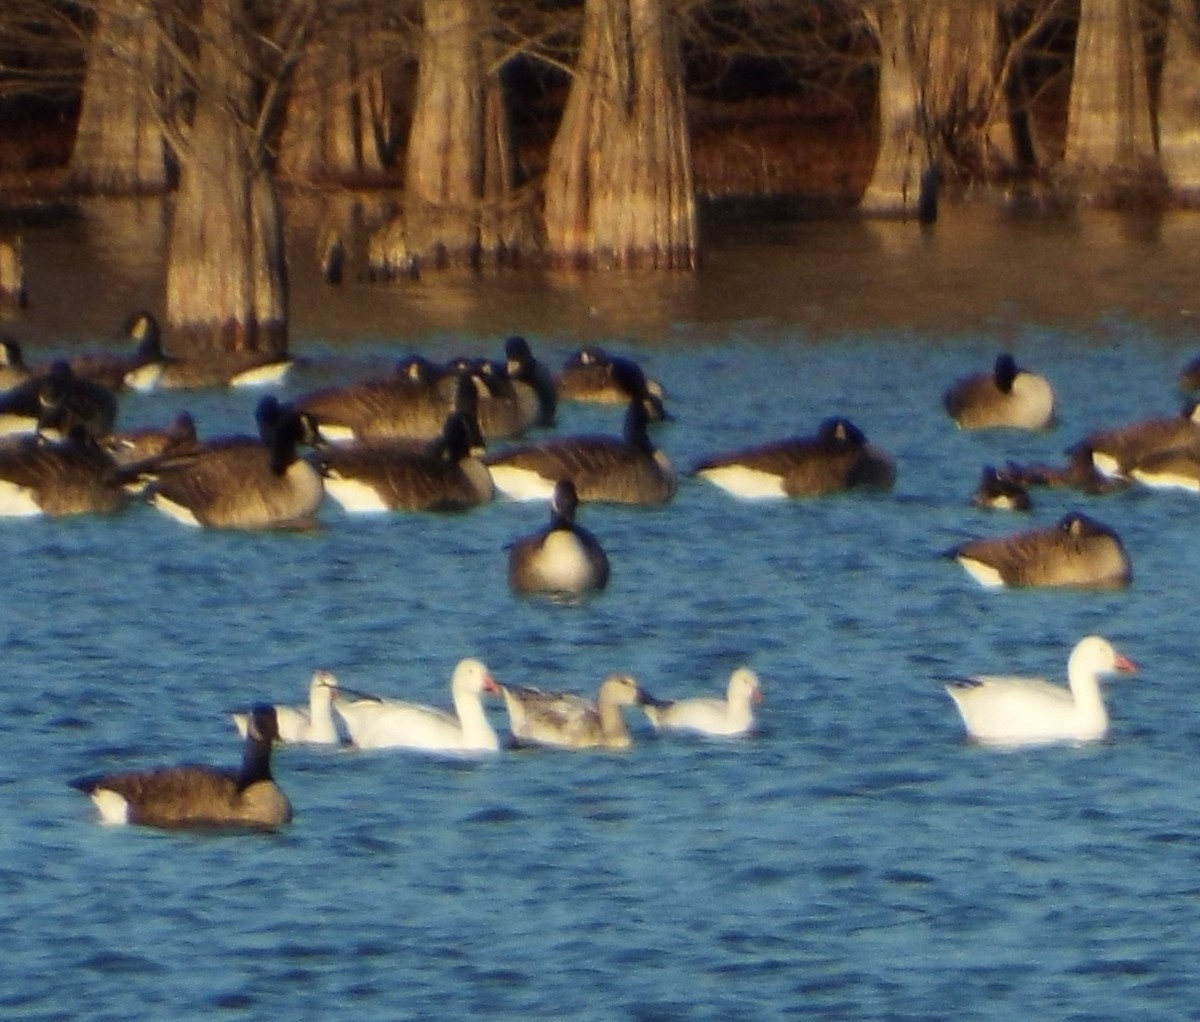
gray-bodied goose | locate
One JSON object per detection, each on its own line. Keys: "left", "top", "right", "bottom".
{"left": 0, "top": 425, "right": 127, "bottom": 517}
{"left": 70, "top": 704, "right": 292, "bottom": 830}
{"left": 944, "top": 353, "right": 1055, "bottom": 430}
{"left": 1074, "top": 400, "right": 1200, "bottom": 479}
{"left": 498, "top": 674, "right": 654, "bottom": 750}
{"left": 643, "top": 667, "right": 762, "bottom": 738}
{"left": 950, "top": 511, "right": 1131, "bottom": 589}
{"left": 508, "top": 479, "right": 610, "bottom": 599}
{"left": 145, "top": 396, "right": 325, "bottom": 530}
{"left": 485, "top": 397, "right": 675, "bottom": 505}
{"left": 693, "top": 416, "right": 895, "bottom": 498}
{"left": 318, "top": 410, "right": 493, "bottom": 513}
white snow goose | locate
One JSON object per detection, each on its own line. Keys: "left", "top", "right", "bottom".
{"left": 232, "top": 670, "right": 342, "bottom": 745}
{"left": 643, "top": 667, "right": 762, "bottom": 737}
{"left": 945, "top": 635, "right": 1136, "bottom": 747}
{"left": 333, "top": 658, "right": 501, "bottom": 754}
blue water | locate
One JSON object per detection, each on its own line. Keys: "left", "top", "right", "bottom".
{"left": 5, "top": 206, "right": 1200, "bottom": 1019}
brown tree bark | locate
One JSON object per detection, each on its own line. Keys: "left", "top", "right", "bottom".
{"left": 1060, "top": 0, "right": 1163, "bottom": 203}
{"left": 0, "top": 235, "right": 27, "bottom": 313}
{"left": 1159, "top": 0, "right": 1200, "bottom": 199}
{"left": 542, "top": 0, "right": 696, "bottom": 270}
{"left": 68, "top": 1, "right": 170, "bottom": 194}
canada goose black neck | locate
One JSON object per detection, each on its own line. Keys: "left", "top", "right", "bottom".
{"left": 623, "top": 399, "right": 655, "bottom": 454}
{"left": 238, "top": 705, "right": 279, "bottom": 791}
{"left": 993, "top": 353, "right": 1019, "bottom": 393}
{"left": 816, "top": 416, "right": 867, "bottom": 449}
{"left": 550, "top": 478, "right": 580, "bottom": 528}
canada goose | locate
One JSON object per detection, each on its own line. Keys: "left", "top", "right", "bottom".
{"left": 485, "top": 397, "right": 676, "bottom": 505}
{"left": 556, "top": 347, "right": 668, "bottom": 420}
{"left": 292, "top": 354, "right": 451, "bottom": 443}
{"left": 642, "top": 667, "right": 762, "bottom": 738}
{"left": 444, "top": 357, "right": 533, "bottom": 441}
{"left": 69, "top": 704, "right": 292, "bottom": 830}
{"left": 1073, "top": 400, "right": 1200, "bottom": 479}
{"left": 333, "top": 659, "right": 501, "bottom": 753}
{"left": 145, "top": 396, "right": 325, "bottom": 530}
{"left": 318, "top": 410, "right": 493, "bottom": 513}
{"left": 950, "top": 511, "right": 1131, "bottom": 589}
{"left": 943, "top": 353, "right": 1055, "bottom": 430}
{"left": 65, "top": 317, "right": 171, "bottom": 393}
{"left": 0, "top": 360, "right": 118, "bottom": 439}
{"left": 970, "top": 465, "right": 1032, "bottom": 511}
{"left": 1126, "top": 441, "right": 1200, "bottom": 492}
{"left": 946, "top": 635, "right": 1136, "bottom": 747}
{"left": 232, "top": 670, "right": 342, "bottom": 745}
{"left": 504, "top": 335, "right": 557, "bottom": 428}
{"left": 508, "top": 479, "right": 610, "bottom": 599}
{"left": 498, "top": 674, "right": 654, "bottom": 750}
{"left": 0, "top": 425, "right": 127, "bottom": 517}
{"left": 1000, "top": 447, "right": 1127, "bottom": 495}
{"left": 692, "top": 416, "right": 895, "bottom": 498}
{"left": 0, "top": 335, "right": 32, "bottom": 391}
{"left": 102, "top": 411, "right": 201, "bottom": 468}
{"left": 1179, "top": 354, "right": 1200, "bottom": 392}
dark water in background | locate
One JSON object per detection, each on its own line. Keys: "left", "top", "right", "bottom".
{"left": 3, "top": 200, "right": 1200, "bottom": 1020}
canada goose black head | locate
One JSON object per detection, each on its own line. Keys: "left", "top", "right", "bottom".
{"left": 0, "top": 335, "right": 28, "bottom": 372}
{"left": 34, "top": 361, "right": 118, "bottom": 439}
{"left": 993, "top": 353, "right": 1020, "bottom": 393}
{"left": 815, "top": 416, "right": 867, "bottom": 449}
{"left": 610, "top": 357, "right": 670, "bottom": 422}
{"left": 432, "top": 411, "right": 478, "bottom": 463}
{"left": 550, "top": 478, "right": 580, "bottom": 527}
{"left": 972, "top": 465, "right": 1032, "bottom": 511}
{"left": 123, "top": 310, "right": 161, "bottom": 348}
{"left": 504, "top": 335, "right": 535, "bottom": 377}
{"left": 396, "top": 353, "right": 442, "bottom": 386}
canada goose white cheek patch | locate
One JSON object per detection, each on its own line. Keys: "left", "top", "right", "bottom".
{"left": 696, "top": 465, "right": 787, "bottom": 499}
{"left": 1090, "top": 451, "right": 1122, "bottom": 478}
{"left": 0, "top": 480, "right": 43, "bottom": 517}
{"left": 487, "top": 466, "right": 557, "bottom": 501}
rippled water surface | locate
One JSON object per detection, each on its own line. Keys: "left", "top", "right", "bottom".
{"left": 4, "top": 203, "right": 1200, "bottom": 1019}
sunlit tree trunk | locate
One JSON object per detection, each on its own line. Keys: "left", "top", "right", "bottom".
{"left": 68, "top": 1, "right": 170, "bottom": 194}
{"left": 542, "top": 0, "right": 696, "bottom": 269}
{"left": 1159, "top": 0, "right": 1200, "bottom": 199}
{"left": 0, "top": 235, "right": 26, "bottom": 313}
{"left": 1060, "top": 0, "right": 1163, "bottom": 203}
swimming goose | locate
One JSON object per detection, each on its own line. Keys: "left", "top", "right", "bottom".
{"left": 0, "top": 335, "right": 32, "bottom": 391}
{"left": 0, "top": 360, "right": 118, "bottom": 439}
{"left": 333, "top": 658, "right": 501, "bottom": 753}
{"left": 943, "top": 353, "right": 1055, "bottom": 430}
{"left": 317, "top": 410, "right": 493, "bottom": 513}
{"left": 642, "top": 667, "right": 762, "bottom": 737}
{"left": 950, "top": 511, "right": 1131, "bottom": 589}
{"left": 232, "top": 670, "right": 341, "bottom": 745}
{"left": 102, "top": 411, "right": 201, "bottom": 469}
{"left": 946, "top": 635, "right": 1136, "bottom": 746}
{"left": 508, "top": 479, "right": 610, "bottom": 599}
{"left": 1127, "top": 441, "right": 1200, "bottom": 493}
{"left": 1000, "top": 447, "right": 1127, "bottom": 495}
{"left": 504, "top": 335, "right": 557, "bottom": 428}
{"left": 69, "top": 704, "right": 292, "bottom": 829}
{"left": 556, "top": 348, "right": 668, "bottom": 420}
{"left": 692, "top": 416, "right": 895, "bottom": 498}
{"left": 498, "top": 674, "right": 653, "bottom": 750}
{"left": 145, "top": 396, "right": 325, "bottom": 530}
{"left": 0, "top": 425, "right": 127, "bottom": 517}
{"left": 1073, "top": 400, "right": 1200, "bottom": 479}
{"left": 65, "top": 319, "right": 171, "bottom": 393}
{"left": 1179, "top": 355, "right": 1200, "bottom": 392}
{"left": 970, "top": 465, "right": 1032, "bottom": 511}
{"left": 444, "top": 358, "right": 534, "bottom": 441}
{"left": 485, "top": 397, "right": 675, "bottom": 505}
{"left": 293, "top": 354, "right": 451, "bottom": 442}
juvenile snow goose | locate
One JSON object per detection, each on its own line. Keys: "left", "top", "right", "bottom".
{"left": 498, "top": 674, "right": 653, "bottom": 750}
{"left": 943, "top": 353, "right": 1055, "bottom": 430}
{"left": 970, "top": 465, "right": 1032, "bottom": 511}
{"left": 145, "top": 396, "right": 325, "bottom": 530}
{"left": 69, "top": 704, "right": 292, "bottom": 830}
{"left": 692, "top": 416, "right": 895, "bottom": 498}
{"left": 946, "top": 635, "right": 1136, "bottom": 747}
{"left": 1074, "top": 400, "right": 1200, "bottom": 479}
{"left": 232, "top": 670, "right": 342, "bottom": 745}
{"left": 0, "top": 335, "right": 32, "bottom": 391}
{"left": 508, "top": 479, "right": 610, "bottom": 599}
{"left": 485, "top": 397, "right": 675, "bottom": 505}
{"left": 643, "top": 667, "right": 762, "bottom": 738}
{"left": 333, "top": 658, "right": 501, "bottom": 753}
{"left": 950, "top": 511, "right": 1131, "bottom": 589}
{"left": 293, "top": 354, "right": 451, "bottom": 442}
{"left": 0, "top": 425, "right": 127, "bottom": 517}
{"left": 556, "top": 348, "right": 668, "bottom": 420}
{"left": 318, "top": 409, "right": 492, "bottom": 513}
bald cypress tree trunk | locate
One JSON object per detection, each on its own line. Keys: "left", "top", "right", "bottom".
{"left": 542, "top": 0, "right": 696, "bottom": 270}
{"left": 1061, "top": 0, "right": 1163, "bottom": 203}
{"left": 68, "top": 1, "right": 170, "bottom": 194}
{"left": 1159, "top": 0, "right": 1200, "bottom": 199}
{"left": 0, "top": 236, "right": 26, "bottom": 312}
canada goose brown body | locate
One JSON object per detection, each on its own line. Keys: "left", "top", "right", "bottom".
{"left": 1000, "top": 447, "right": 1127, "bottom": 495}
{"left": 951, "top": 511, "right": 1131, "bottom": 589}
{"left": 318, "top": 411, "right": 493, "bottom": 512}
{"left": 508, "top": 479, "right": 610, "bottom": 598}
{"left": 1075, "top": 402, "right": 1200, "bottom": 478}
{"left": 0, "top": 427, "right": 127, "bottom": 516}
{"left": 970, "top": 465, "right": 1032, "bottom": 511}
{"left": 102, "top": 411, "right": 201, "bottom": 469}
{"left": 1127, "top": 441, "right": 1200, "bottom": 492}
{"left": 499, "top": 674, "right": 653, "bottom": 750}
{"left": 944, "top": 353, "right": 1055, "bottom": 430}
{"left": 485, "top": 398, "right": 675, "bottom": 505}
{"left": 146, "top": 398, "right": 324, "bottom": 530}
{"left": 556, "top": 348, "right": 668, "bottom": 420}
{"left": 693, "top": 417, "right": 895, "bottom": 498}
{"left": 70, "top": 705, "right": 291, "bottom": 830}
{"left": 0, "top": 361, "right": 118, "bottom": 439}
